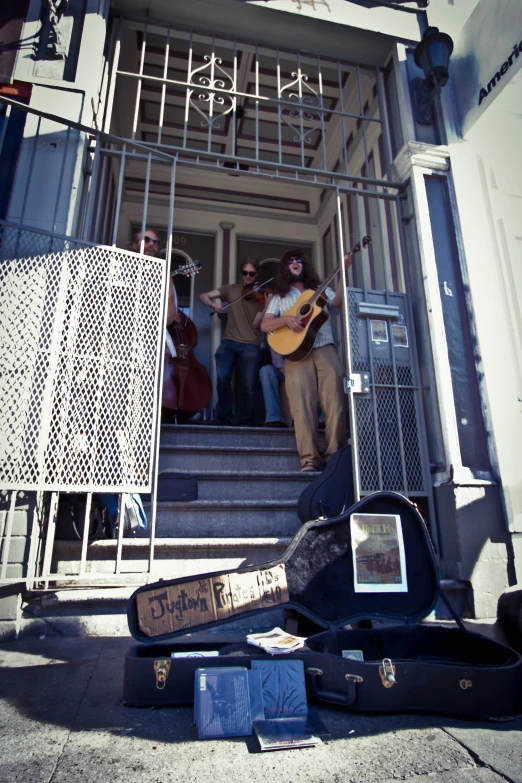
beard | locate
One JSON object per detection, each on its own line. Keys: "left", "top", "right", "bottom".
{"left": 290, "top": 268, "right": 305, "bottom": 282}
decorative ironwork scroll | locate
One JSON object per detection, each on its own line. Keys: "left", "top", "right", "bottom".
{"left": 188, "top": 53, "right": 236, "bottom": 130}
{"left": 279, "top": 68, "right": 323, "bottom": 144}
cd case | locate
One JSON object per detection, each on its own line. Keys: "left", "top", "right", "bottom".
{"left": 194, "top": 667, "right": 252, "bottom": 739}
{"left": 251, "top": 659, "right": 308, "bottom": 719}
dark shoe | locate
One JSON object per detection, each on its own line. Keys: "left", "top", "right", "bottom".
{"left": 264, "top": 421, "right": 289, "bottom": 429}
{"left": 300, "top": 461, "right": 319, "bottom": 472}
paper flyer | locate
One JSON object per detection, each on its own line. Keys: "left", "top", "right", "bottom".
{"left": 350, "top": 513, "right": 408, "bottom": 593}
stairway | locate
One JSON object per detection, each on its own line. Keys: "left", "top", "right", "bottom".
{"left": 47, "top": 423, "right": 317, "bottom": 581}
{"left": 151, "top": 422, "right": 316, "bottom": 577}
{"left": 22, "top": 423, "right": 317, "bottom": 636}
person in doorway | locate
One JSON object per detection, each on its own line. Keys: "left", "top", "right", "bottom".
{"left": 261, "top": 248, "right": 350, "bottom": 471}
{"left": 131, "top": 229, "right": 179, "bottom": 324}
{"left": 259, "top": 347, "right": 288, "bottom": 428}
{"left": 200, "top": 257, "right": 269, "bottom": 426}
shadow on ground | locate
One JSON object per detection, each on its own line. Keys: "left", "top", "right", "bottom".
{"left": 0, "top": 636, "right": 520, "bottom": 747}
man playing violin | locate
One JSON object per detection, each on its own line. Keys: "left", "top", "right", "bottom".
{"left": 131, "top": 229, "right": 179, "bottom": 324}
{"left": 200, "top": 257, "right": 270, "bottom": 426}
{"left": 261, "top": 248, "right": 350, "bottom": 472}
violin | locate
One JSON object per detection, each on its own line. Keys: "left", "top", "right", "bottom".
{"left": 241, "top": 282, "right": 273, "bottom": 302}
{"left": 209, "top": 277, "right": 274, "bottom": 315}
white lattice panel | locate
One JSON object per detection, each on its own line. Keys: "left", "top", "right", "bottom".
{"left": 0, "top": 222, "right": 165, "bottom": 492}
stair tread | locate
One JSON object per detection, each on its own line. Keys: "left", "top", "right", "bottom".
{"left": 160, "top": 444, "right": 299, "bottom": 454}
{"left": 144, "top": 499, "right": 300, "bottom": 508}
{"left": 161, "top": 424, "right": 295, "bottom": 433}
{"left": 156, "top": 469, "right": 315, "bottom": 479}
{"left": 54, "top": 536, "right": 293, "bottom": 548}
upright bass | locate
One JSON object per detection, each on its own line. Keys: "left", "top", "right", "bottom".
{"left": 162, "top": 262, "right": 213, "bottom": 420}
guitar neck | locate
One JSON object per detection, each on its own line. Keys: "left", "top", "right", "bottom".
{"left": 308, "top": 265, "right": 340, "bottom": 307}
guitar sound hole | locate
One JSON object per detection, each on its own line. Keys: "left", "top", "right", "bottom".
{"left": 300, "top": 303, "right": 311, "bottom": 317}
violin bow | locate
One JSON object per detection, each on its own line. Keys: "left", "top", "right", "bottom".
{"left": 209, "top": 277, "right": 274, "bottom": 316}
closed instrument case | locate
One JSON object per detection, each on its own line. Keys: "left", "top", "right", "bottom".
{"left": 296, "top": 445, "right": 354, "bottom": 523}
{"left": 125, "top": 492, "right": 522, "bottom": 718}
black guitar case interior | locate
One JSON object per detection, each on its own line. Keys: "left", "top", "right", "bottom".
{"left": 297, "top": 445, "right": 354, "bottom": 523}
{"left": 124, "top": 492, "right": 522, "bottom": 719}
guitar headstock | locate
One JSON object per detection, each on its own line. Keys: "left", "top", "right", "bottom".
{"left": 347, "top": 235, "right": 372, "bottom": 255}
{"left": 171, "top": 261, "right": 202, "bottom": 278}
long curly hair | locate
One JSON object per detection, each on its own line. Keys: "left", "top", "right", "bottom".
{"left": 274, "top": 248, "right": 321, "bottom": 297}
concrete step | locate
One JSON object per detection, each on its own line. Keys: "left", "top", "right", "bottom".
{"left": 152, "top": 499, "right": 302, "bottom": 537}
{"left": 160, "top": 423, "right": 301, "bottom": 450}
{"left": 50, "top": 536, "right": 292, "bottom": 584}
{"left": 154, "top": 469, "right": 315, "bottom": 501}
{"left": 158, "top": 444, "right": 302, "bottom": 472}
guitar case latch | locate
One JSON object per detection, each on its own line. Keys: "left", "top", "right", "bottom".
{"left": 154, "top": 659, "right": 171, "bottom": 690}
{"left": 379, "top": 658, "right": 396, "bottom": 688}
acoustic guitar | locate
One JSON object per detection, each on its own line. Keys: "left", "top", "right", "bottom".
{"left": 267, "top": 236, "right": 371, "bottom": 362}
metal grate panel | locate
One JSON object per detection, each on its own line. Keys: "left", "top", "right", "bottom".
{"left": 0, "top": 222, "right": 166, "bottom": 493}
{"left": 399, "top": 388, "right": 424, "bottom": 492}
{"left": 348, "top": 288, "right": 428, "bottom": 498}
{"left": 375, "top": 386, "right": 403, "bottom": 491}
{"left": 355, "top": 396, "right": 379, "bottom": 492}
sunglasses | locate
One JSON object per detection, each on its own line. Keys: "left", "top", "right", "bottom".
{"left": 241, "top": 270, "right": 256, "bottom": 277}
{"left": 144, "top": 236, "right": 160, "bottom": 246}
{"left": 286, "top": 257, "right": 303, "bottom": 265}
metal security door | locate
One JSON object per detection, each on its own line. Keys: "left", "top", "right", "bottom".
{"left": 334, "top": 190, "right": 437, "bottom": 547}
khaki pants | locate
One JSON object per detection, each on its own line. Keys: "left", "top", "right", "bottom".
{"left": 284, "top": 344, "right": 346, "bottom": 468}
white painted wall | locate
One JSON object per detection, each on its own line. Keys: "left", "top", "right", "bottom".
{"left": 8, "top": 0, "right": 110, "bottom": 234}
{"left": 449, "top": 0, "right": 522, "bottom": 136}
{"left": 247, "top": 0, "right": 421, "bottom": 41}
{"left": 447, "top": 67, "right": 522, "bottom": 538}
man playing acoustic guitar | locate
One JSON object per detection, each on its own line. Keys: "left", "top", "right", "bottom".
{"left": 261, "top": 248, "right": 350, "bottom": 472}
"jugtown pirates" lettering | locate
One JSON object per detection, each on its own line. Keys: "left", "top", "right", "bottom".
{"left": 148, "top": 589, "right": 210, "bottom": 622}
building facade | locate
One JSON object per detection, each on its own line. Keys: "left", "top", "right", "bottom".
{"left": 0, "top": 0, "right": 519, "bottom": 637}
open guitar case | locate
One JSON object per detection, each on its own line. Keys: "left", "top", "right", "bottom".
{"left": 124, "top": 492, "right": 522, "bottom": 719}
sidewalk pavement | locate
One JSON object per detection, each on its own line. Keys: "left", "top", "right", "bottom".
{"left": 0, "top": 635, "right": 520, "bottom": 783}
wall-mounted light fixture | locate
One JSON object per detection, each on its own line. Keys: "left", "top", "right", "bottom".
{"left": 412, "top": 26, "right": 454, "bottom": 125}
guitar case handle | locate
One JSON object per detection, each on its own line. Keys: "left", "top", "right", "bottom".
{"left": 306, "top": 667, "right": 362, "bottom": 706}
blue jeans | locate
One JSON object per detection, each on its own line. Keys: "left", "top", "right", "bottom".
{"left": 259, "top": 364, "right": 285, "bottom": 423}
{"left": 215, "top": 340, "right": 261, "bottom": 425}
